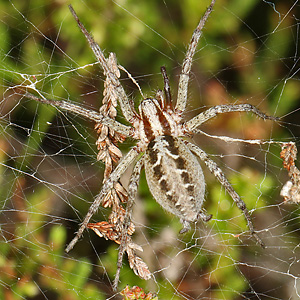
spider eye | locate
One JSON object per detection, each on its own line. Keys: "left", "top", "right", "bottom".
{"left": 141, "top": 98, "right": 155, "bottom": 104}
{"left": 139, "top": 98, "right": 159, "bottom": 114}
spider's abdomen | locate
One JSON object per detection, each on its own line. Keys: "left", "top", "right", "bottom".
{"left": 144, "top": 135, "right": 205, "bottom": 231}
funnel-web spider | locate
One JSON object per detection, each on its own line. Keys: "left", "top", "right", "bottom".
{"left": 23, "top": 0, "right": 280, "bottom": 290}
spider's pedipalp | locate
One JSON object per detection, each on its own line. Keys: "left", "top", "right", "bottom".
{"left": 186, "top": 103, "right": 278, "bottom": 132}
{"left": 118, "top": 64, "right": 145, "bottom": 99}
{"left": 161, "top": 66, "right": 172, "bottom": 108}
{"left": 186, "top": 140, "right": 265, "bottom": 248}
{"left": 68, "top": 5, "right": 136, "bottom": 122}
{"left": 155, "top": 89, "right": 165, "bottom": 108}
{"left": 176, "top": 0, "right": 216, "bottom": 113}
{"left": 65, "top": 148, "right": 139, "bottom": 253}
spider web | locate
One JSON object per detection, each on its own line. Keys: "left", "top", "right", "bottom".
{"left": 1, "top": 0, "right": 300, "bottom": 299}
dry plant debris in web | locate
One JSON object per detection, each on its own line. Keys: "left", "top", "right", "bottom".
{"left": 120, "top": 285, "right": 158, "bottom": 300}
{"left": 280, "top": 142, "right": 300, "bottom": 203}
{"left": 12, "top": 0, "right": 292, "bottom": 291}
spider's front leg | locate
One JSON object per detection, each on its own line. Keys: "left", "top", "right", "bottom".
{"left": 176, "top": 0, "right": 216, "bottom": 113}
{"left": 186, "top": 141, "right": 265, "bottom": 248}
{"left": 65, "top": 148, "right": 139, "bottom": 253}
{"left": 68, "top": 5, "right": 136, "bottom": 122}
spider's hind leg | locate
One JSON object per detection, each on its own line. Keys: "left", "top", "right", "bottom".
{"left": 186, "top": 141, "right": 265, "bottom": 248}
{"left": 113, "top": 158, "right": 144, "bottom": 290}
{"left": 65, "top": 148, "right": 139, "bottom": 253}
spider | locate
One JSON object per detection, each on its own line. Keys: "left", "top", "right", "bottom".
{"left": 22, "top": 0, "right": 279, "bottom": 289}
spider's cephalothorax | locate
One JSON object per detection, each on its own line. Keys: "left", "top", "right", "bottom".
{"left": 134, "top": 97, "right": 182, "bottom": 148}
{"left": 22, "top": 0, "right": 281, "bottom": 288}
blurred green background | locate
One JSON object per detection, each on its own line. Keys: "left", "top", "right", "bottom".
{"left": 1, "top": 0, "right": 300, "bottom": 299}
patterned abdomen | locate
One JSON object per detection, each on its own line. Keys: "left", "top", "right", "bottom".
{"left": 144, "top": 135, "right": 205, "bottom": 232}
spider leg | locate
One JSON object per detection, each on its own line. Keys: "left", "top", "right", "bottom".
{"left": 175, "top": 0, "right": 216, "bottom": 113}
{"left": 68, "top": 5, "right": 136, "bottom": 122}
{"left": 113, "top": 158, "right": 144, "bottom": 291}
{"left": 24, "top": 93, "right": 132, "bottom": 137}
{"left": 65, "top": 148, "right": 139, "bottom": 253}
{"left": 186, "top": 103, "right": 279, "bottom": 132}
{"left": 186, "top": 141, "right": 265, "bottom": 248}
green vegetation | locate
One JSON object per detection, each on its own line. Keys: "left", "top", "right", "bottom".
{"left": 1, "top": 0, "right": 299, "bottom": 299}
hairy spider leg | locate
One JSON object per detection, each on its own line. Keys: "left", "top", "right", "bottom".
{"left": 65, "top": 148, "right": 139, "bottom": 253}
{"left": 68, "top": 5, "right": 137, "bottom": 122}
{"left": 187, "top": 141, "right": 265, "bottom": 248}
{"left": 176, "top": 0, "right": 216, "bottom": 113}
{"left": 24, "top": 93, "right": 132, "bottom": 137}
{"left": 186, "top": 103, "right": 279, "bottom": 131}
{"left": 113, "top": 158, "right": 144, "bottom": 291}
